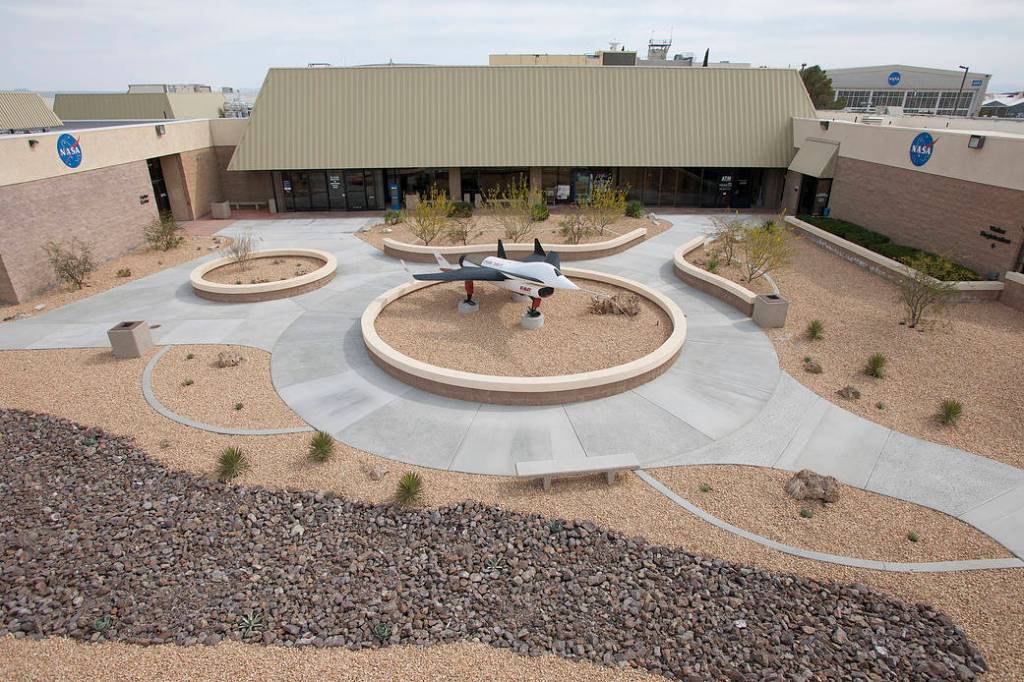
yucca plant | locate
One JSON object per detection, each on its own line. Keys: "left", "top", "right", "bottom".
{"left": 394, "top": 472, "right": 423, "bottom": 507}
{"left": 308, "top": 430, "right": 335, "bottom": 463}
{"left": 806, "top": 319, "right": 824, "bottom": 341}
{"left": 237, "top": 610, "right": 265, "bottom": 637}
{"left": 907, "top": 531, "right": 920, "bottom": 543}
{"left": 217, "top": 446, "right": 249, "bottom": 480}
{"left": 937, "top": 399, "right": 963, "bottom": 426}
{"left": 864, "top": 353, "right": 886, "bottom": 378}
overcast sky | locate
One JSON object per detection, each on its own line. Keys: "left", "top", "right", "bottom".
{"left": 2, "top": 0, "right": 1022, "bottom": 92}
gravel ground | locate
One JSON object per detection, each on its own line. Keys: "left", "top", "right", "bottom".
{"left": 0, "top": 409, "right": 989, "bottom": 681}
{"left": 374, "top": 279, "right": 671, "bottom": 376}
{"left": 652, "top": 465, "right": 1009, "bottom": 562}
{"left": 766, "top": 239, "right": 1024, "bottom": 468}
{"left": 357, "top": 215, "right": 668, "bottom": 250}
{"left": 2, "top": 347, "right": 1023, "bottom": 679}
{"left": 150, "top": 345, "right": 307, "bottom": 430}
{"left": 0, "top": 236, "right": 223, "bottom": 323}
{"left": 203, "top": 256, "right": 326, "bottom": 285}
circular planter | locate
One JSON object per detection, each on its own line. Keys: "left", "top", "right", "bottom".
{"left": 190, "top": 249, "right": 337, "bottom": 303}
{"left": 361, "top": 268, "right": 687, "bottom": 405}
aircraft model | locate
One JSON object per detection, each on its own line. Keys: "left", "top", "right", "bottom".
{"left": 409, "top": 239, "right": 578, "bottom": 317}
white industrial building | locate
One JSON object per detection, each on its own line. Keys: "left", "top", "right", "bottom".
{"left": 826, "top": 65, "right": 991, "bottom": 116}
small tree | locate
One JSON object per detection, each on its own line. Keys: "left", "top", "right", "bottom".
{"left": 144, "top": 211, "right": 184, "bottom": 251}
{"left": 404, "top": 186, "right": 452, "bottom": 246}
{"left": 445, "top": 202, "right": 481, "bottom": 245}
{"left": 557, "top": 207, "right": 592, "bottom": 245}
{"left": 896, "top": 254, "right": 957, "bottom": 328}
{"left": 580, "top": 179, "right": 627, "bottom": 236}
{"left": 709, "top": 213, "right": 746, "bottom": 265}
{"left": 482, "top": 176, "right": 541, "bottom": 243}
{"left": 220, "top": 230, "right": 262, "bottom": 272}
{"left": 737, "top": 222, "right": 793, "bottom": 284}
{"left": 44, "top": 237, "right": 96, "bottom": 289}
{"left": 800, "top": 65, "right": 845, "bottom": 109}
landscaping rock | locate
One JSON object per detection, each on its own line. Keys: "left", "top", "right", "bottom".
{"left": 216, "top": 351, "right": 245, "bottom": 368}
{"left": 836, "top": 385, "right": 861, "bottom": 400}
{"left": 0, "top": 408, "right": 986, "bottom": 680}
{"left": 803, "top": 359, "right": 823, "bottom": 374}
{"left": 784, "top": 469, "right": 841, "bottom": 503}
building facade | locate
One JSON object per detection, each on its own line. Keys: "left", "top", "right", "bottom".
{"left": 826, "top": 65, "right": 991, "bottom": 117}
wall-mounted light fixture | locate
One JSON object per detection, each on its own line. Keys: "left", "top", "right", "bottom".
{"left": 155, "top": 124, "right": 166, "bottom": 136}
{"left": 819, "top": 120, "right": 830, "bottom": 131}
{"left": 28, "top": 138, "right": 39, "bottom": 148}
{"left": 968, "top": 134, "right": 985, "bottom": 149}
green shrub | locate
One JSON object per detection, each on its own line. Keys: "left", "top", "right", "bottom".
{"left": 383, "top": 209, "right": 402, "bottom": 225}
{"left": 394, "top": 471, "right": 423, "bottom": 506}
{"left": 144, "top": 211, "right": 184, "bottom": 251}
{"left": 44, "top": 237, "right": 96, "bottom": 289}
{"left": 181, "top": 378, "right": 194, "bottom": 387}
{"left": 799, "top": 507, "right": 814, "bottom": 519}
{"left": 233, "top": 402, "right": 243, "bottom": 411}
{"left": 898, "top": 254, "right": 959, "bottom": 327}
{"left": 373, "top": 622, "right": 392, "bottom": 642}
{"left": 698, "top": 483, "right": 711, "bottom": 493}
{"left": 217, "top": 446, "right": 249, "bottom": 480}
{"left": 907, "top": 531, "right": 920, "bottom": 543}
{"left": 876, "top": 401, "right": 886, "bottom": 410}
{"left": 237, "top": 610, "right": 265, "bottom": 637}
{"left": 625, "top": 200, "right": 644, "bottom": 218}
{"left": 807, "top": 319, "right": 824, "bottom": 341}
{"left": 91, "top": 615, "right": 113, "bottom": 633}
{"left": 705, "top": 256, "right": 719, "bottom": 273}
{"left": 185, "top": 353, "right": 195, "bottom": 360}
{"left": 449, "top": 201, "right": 473, "bottom": 219}
{"left": 865, "top": 353, "right": 886, "bottom": 378}
{"left": 529, "top": 202, "right": 550, "bottom": 222}
{"left": 116, "top": 267, "right": 132, "bottom": 278}
{"left": 937, "top": 399, "right": 963, "bottom": 426}
{"left": 308, "top": 430, "right": 335, "bottom": 463}
{"left": 548, "top": 519, "right": 564, "bottom": 534}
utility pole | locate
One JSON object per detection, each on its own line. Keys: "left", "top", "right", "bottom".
{"left": 956, "top": 65, "right": 970, "bottom": 116}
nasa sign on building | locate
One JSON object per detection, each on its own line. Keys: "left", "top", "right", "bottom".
{"left": 908, "top": 132, "right": 935, "bottom": 167}
{"left": 56, "top": 133, "right": 83, "bottom": 169}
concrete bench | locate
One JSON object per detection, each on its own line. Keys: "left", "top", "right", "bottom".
{"left": 515, "top": 453, "right": 640, "bottom": 491}
{"left": 229, "top": 201, "right": 267, "bottom": 210}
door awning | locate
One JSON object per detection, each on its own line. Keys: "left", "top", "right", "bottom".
{"left": 789, "top": 139, "right": 839, "bottom": 179}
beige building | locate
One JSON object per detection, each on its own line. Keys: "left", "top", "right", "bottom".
{"left": 0, "top": 92, "right": 63, "bottom": 133}
{"left": 53, "top": 91, "right": 227, "bottom": 121}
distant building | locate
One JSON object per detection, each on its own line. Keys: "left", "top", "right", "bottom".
{"left": 128, "top": 83, "right": 214, "bottom": 94}
{"left": 0, "top": 91, "right": 62, "bottom": 133}
{"left": 980, "top": 97, "right": 1024, "bottom": 118}
{"left": 826, "top": 65, "right": 991, "bottom": 116}
{"left": 489, "top": 39, "right": 748, "bottom": 69}
{"left": 53, "top": 88, "right": 226, "bottom": 121}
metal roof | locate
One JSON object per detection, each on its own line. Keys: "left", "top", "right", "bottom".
{"left": 228, "top": 66, "right": 816, "bottom": 171}
{"left": 52, "top": 92, "right": 225, "bottom": 120}
{"left": 788, "top": 139, "right": 838, "bottom": 179}
{"left": 0, "top": 92, "right": 63, "bottom": 131}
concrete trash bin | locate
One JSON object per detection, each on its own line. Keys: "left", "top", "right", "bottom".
{"left": 211, "top": 201, "right": 231, "bottom": 220}
{"left": 752, "top": 294, "right": 789, "bottom": 329}
{"left": 107, "top": 321, "right": 154, "bottom": 358}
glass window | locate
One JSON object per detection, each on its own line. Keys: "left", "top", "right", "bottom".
{"left": 905, "top": 91, "right": 940, "bottom": 111}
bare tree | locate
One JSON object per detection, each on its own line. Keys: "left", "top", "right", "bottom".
{"left": 896, "top": 254, "right": 958, "bottom": 328}
{"left": 709, "top": 213, "right": 746, "bottom": 265}
{"left": 404, "top": 186, "right": 452, "bottom": 246}
{"left": 557, "top": 207, "right": 592, "bottom": 245}
{"left": 579, "top": 179, "right": 627, "bottom": 236}
{"left": 482, "top": 176, "right": 541, "bottom": 243}
{"left": 221, "top": 230, "right": 262, "bottom": 272}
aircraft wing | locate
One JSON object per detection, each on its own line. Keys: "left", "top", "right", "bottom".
{"left": 412, "top": 266, "right": 508, "bottom": 282}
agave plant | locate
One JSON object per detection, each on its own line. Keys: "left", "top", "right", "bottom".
{"left": 308, "top": 430, "right": 335, "bottom": 463}
{"left": 237, "top": 610, "right": 265, "bottom": 638}
{"left": 373, "top": 622, "right": 392, "bottom": 642}
{"left": 394, "top": 472, "right": 423, "bottom": 507}
{"left": 217, "top": 446, "right": 249, "bottom": 480}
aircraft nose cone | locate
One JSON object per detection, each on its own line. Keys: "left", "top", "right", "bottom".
{"left": 556, "top": 275, "right": 579, "bottom": 290}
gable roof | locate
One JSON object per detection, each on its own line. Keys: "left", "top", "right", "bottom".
{"left": 0, "top": 92, "right": 63, "bottom": 131}
{"left": 229, "top": 66, "right": 816, "bottom": 170}
{"left": 52, "top": 92, "right": 225, "bottom": 120}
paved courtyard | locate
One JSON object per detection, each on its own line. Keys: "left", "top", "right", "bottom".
{"left": 2, "top": 215, "right": 1022, "bottom": 558}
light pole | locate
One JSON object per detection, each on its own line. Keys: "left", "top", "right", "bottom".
{"left": 956, "top": 65, "right": 970, "bottom": 116}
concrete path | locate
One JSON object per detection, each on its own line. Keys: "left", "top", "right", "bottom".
{"left": 3, "top": 215, "right": 1023, "bottom": 560}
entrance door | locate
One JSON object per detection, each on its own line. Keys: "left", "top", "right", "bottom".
{"left": 797, "top": 175, "right": 818, "bottom": 215}
{"left": 146, "top": 158, "right": 171, "bottom": 213}
{"left": 291, "top": 172, "right": 312, "bottom": 211}
{"left": 309, "top": 172, "right": 329, "bottom": 210}
{"left": 345, "top": 171, "right": 367, "bottom": 210}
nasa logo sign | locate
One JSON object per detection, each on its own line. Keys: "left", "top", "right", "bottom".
{"left": 56, "top": 133, "right": 82, "bottom": 168}
{"left": 909, "top": 132, "right": 935, "bottom": 167}
{"left": 971, "top": 79, "right": 983, "bottom": 87}
{"left": 887, "top": 71, "right": 901, "bottom": 87}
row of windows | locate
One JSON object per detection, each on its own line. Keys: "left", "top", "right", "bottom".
{"left": 836, "top": 89, "right": 974, "bottom": 114}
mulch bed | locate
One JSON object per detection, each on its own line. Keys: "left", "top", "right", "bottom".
{"left": 0, "top": 409, "right": 986, "bottom": 680}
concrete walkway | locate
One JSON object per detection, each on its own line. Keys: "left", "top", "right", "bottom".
{"left": 2, "top": 215, "right": 1022, "bottom": 560}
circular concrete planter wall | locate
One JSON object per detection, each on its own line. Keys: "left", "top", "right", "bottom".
{"left": 361, "top": 268, "right": 687, "bottom": 405}
{"left": 381, "top": 228, "right": 649, "bottom": 263}
{"left": 190, "top": 249, "right": 337, "bottom": 303}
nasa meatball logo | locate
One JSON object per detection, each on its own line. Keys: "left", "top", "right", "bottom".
{"left": 887, "top": 71, "right": 901, "bottom": 87}
{"left": 909, "top": 132, "right": 935, "bottom": 167}
{"left": 56, "top": 133, "right": 83, "bottom": 169}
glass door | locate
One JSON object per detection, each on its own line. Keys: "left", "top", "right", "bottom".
{"left": 291, "top": 172, "right": 312, "bottom": 211}
{"left": 345, "top": 171, "right": 367, "bottom": 210}
{"left": 327, "top": 172, "right": 346, "bottom": 209}
{"left": 309, "top": 172, "right": 329, "bottom": 210}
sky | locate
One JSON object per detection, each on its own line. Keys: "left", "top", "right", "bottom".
{"left": 2, "top": 0, "right": 1022, "bottom": 92}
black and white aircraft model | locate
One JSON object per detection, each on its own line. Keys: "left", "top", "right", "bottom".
{"left": 409, "top": 239, "right": 578, "bottom": 317}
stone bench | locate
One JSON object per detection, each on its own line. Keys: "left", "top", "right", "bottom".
{"left": 515, "top": 453, "right": 640, "bottom": 491}
{"left": 229, "top": 201, "right": 267, "bottom": 210}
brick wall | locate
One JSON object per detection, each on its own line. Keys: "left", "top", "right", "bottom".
{"left": 213, "top": 146, "right": 272, "bottom": 204}
{"left": 0, "top": 161, "right": 159, "bottom": 303}
{"left": 828, "top": 156, "right": 1024, "bottom": 277}
{"left": 179, "top": 147, "right": 224, "bottom": 219}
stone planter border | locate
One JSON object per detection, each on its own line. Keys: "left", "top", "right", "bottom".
{"left": 361, "top": 268, "right": 687, "bottom": 405}
{"left": 672, "top": 236, "right": 758, "bottom": 316}
{"left": 381, "top": 228, "right": 648, "bottom": 263}
{"left": 189, "top": 249, "right": 337, "bottom": 303}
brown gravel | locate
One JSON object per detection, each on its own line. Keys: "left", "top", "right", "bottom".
{"left": 374, "top": 279, "right": 671, "bottom": 376}
{"left": 0, "top": 236, "right": 223, "bottom": 322}
{"left": 357, "top": 215, "right": 668, "bottom": 250}
{"left": 685, "top": 245, "right": 776, "bottom": 295}
{"left": 2, "top": 347, "right": 1023, "bottom": 680}
{"left": 202, "top": 256, "right": 326, "bottom": 285}
{"left": 767, "top": 238, "right": 1024, "bottom": 468}
{"left": 652, "top": 465, "right": 1010, "bottom": 562}
{"left": 149, "top": 345, "right": 306, "bottom": 430}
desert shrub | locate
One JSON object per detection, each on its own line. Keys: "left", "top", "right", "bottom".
{"left": 482, "top": 177, "right": 542, "bottom": 243}
{"left": 92, "top": 616, "right": 113, "bottom": 633}
{"left": 807, "top": 319, "right": 824, "bottom": 341}
{"left": 896, "top": 254, "right": 958, "bottom": 328}
{"left": 708, "top": 214, "right": 745, "bottom": 265}
{"left": 705, "top": 255, "right": 719, "bottom": 273}
{"left": 144, "top": 211, "right": 184, "bottom": 251}
{"left": 529, "top": 202, "right": 550, "bottom": 222}
{"left": 373, "top": 622, "right": 392, "bottom": 642}
{"left": 446, "top": 212, "right": 482, "bottom": 246}
{"left": 185, "top": 353, "right": 195, "bottom": 360}
{"left": 589, "top": 293, "right": 641, "bottom": 317}
{"left": 937, "top": 399, "right": 963, "bottom": 426}
{"left": 308, "top": 430, "right": 335, "bottom": 463}
{"left": 217, "top": 446, "right": 248, "bottom": 480}
{"left": 448, "top": 201, "right": 473, "bottom": 219}
{"left": 737, "top": 222, "right": 793, "bottom": 284}
{"left": 237, "top": 611, "right": 265, "bottom": 637}
{"left": 383, "top": 209, "right": 402, "bottom": 225}
{"left": 233, "top": 402, "right": 243, "bottom": 411}
{"left": 557, "top": 210, "right": 592, "bottom": 245}
{"left": 698, "top": 483, "right": 711, "bottom": 493}
{"left": 220, "top": 231, "right": 262, "bottom": 272}
{"left": 116, "top": 267, "right": 132, "bottom": 278}
{"left": 579, "top": 179, "right": 627, "bottom": 235}
{"left": 394, "top": 471, "right": 423, "bottom": 507}
{"left": 799, "top": 507, "right": 814, "bottom": 519}
{"left": 864, "top": 353, "right": 886, "bottom": 378}
{"left": 403, "top": 186, "right": 452, "bottom": 246}
{"left": 548, "top": 519, "right": 564, "bottom": 534}
{"left": 181, "top": 378, "right": 194, "bottom": 387}
{"left": 44, "top": 237, "right": 96, "bottom": 289}
{"left": 625, "top": 199, "right": 644, "bottom": 218}
{"left": 907, "top": 531, "right": 920, "bottom": 543}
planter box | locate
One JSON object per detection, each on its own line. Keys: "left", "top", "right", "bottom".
{"left": 107, "top": 321, "right": 154, "bottom": 358}
{"left": 753, "top": 294, "right": 789, "bottom": 329}
{"left": 268, "top": 198, "right": 277, "bottom": 214}
{"left": 211, "top": 201, "right": 231, "bottom": 220}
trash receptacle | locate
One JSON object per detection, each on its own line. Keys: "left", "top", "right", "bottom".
{"left": 211, "top": 201, "right": 231, "bottom": 220}
{"left": 107, "top": 321, "right": 154, "bottom": 358}
{"left": 752, "top": 294, "right": 789, "bottom": 329}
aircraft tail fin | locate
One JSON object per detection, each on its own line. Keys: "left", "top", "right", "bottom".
{"left": 533, "top": 238, "right": 546, "bottom": 257}
{"left": 545, "top": 251, "right": 561, "bottom": 268}
{"left": 497, "top": 239, "right": 507, "bottom": 259}
{"left": 433, "top": 252, "right": 453, "bottom": 270}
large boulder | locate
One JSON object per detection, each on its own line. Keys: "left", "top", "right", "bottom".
{"left": 784, "top": 469, "right": 840, "bottom": 503}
